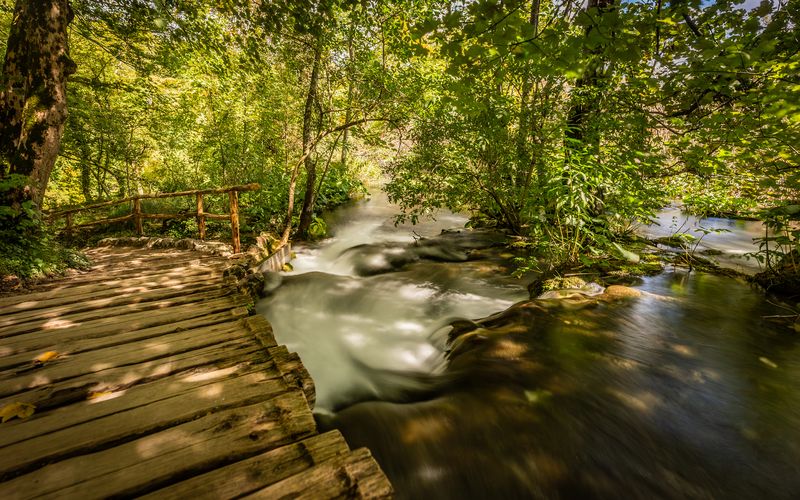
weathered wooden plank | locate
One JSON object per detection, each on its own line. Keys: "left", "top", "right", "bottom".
{"left": 0, "top": 391, "right": 314, "bottom": 500}
{"left": 0, "top": 286, "right": 235, "bottom": 334}
{"left": 268, "top": 345, "right": 316, "bottom": 407}
{"left": 0, "top": 268, "right": 225, "bottom": 309}
{"left": 143, "top": 430, "right": 352, "bottom": 500}
{"left": 0, "top": 308, "right": 249, "bottom": 371}
{"left": 0, "top": 316, "right": 272, "bottom": 399}
{"left": 0, "top": 370, "right": 299, "bottom": 480}
{"left": 0, "top": 280, "right": 229, "bottom": 326}
{"left": 0, "top": 274, "right": 231, "bottom": 316}
{"left": 0, "top": 346, "right": 281, "bottom": 448}
{"left": 2, "top": 295, "right": 251, "bottom": 357}
{"left": 35, "top": 260, "right": 225, "bottom": 288}
{"left": 245, "top": 448, "right": 393, "bottom": 499}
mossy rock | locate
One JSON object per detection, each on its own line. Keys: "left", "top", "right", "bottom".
{"left": 540, "top": 276, "right": 587, "bottom": 292}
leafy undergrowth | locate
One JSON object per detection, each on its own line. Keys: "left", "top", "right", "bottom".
{"left": 0, "top": 215, "right": 91, "bottom": 293}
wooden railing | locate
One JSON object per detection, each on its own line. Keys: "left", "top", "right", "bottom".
{"left": 47, "top": 184, "right": 260, "bottom": 253}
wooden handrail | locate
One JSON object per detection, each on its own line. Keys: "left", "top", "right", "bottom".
{"left": 48, "top": 183, "right": 260, "bottom": 253}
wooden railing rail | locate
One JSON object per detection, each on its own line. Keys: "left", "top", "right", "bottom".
{"left": 47, "top": 183, "right": 260, "bottom": 253}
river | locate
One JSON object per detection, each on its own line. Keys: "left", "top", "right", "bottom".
{"left": 256, "top": 192, "right": 800, "bottom": 499}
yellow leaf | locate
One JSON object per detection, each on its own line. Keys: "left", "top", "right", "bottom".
{"left": 33, "top": 351, "right": 59, "bottom": 364}
{"left": 0, "top": 402, "right": 36, "bottom": 423}
{"left": 87, "top": 391, "right": 113, "bottom": 400}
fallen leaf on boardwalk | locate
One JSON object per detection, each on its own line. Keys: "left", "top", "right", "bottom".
{"left": 87, "top": 391, "right": 113, "bottom": 400}
{"left": 0, "top": 402, "right": 36, "bottom": 423}
{"left": 33, "top": 351, "right": 59, "bottom": 365}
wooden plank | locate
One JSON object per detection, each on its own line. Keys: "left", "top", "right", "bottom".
{"left": 0, "top": 343, "right": 268, "bottom": 447}
{"left": 245, "top": 448, "right": 393, "bottom": 499}
{"left": 268, "top": 345, "right": 316, "bottom": 407}
{"left": 36, "top": 259, "right": 225, "bottom": 287}
{"left": 0, "top": 307, "right": 249, "bottom": 371}
{"left": 0, "top": 280, "right": 228, "bottom": 326}
{"left": 0, "top": 268, "right": 225, "bottom": 309}
{"left": 0, "top": 316, "right": 271, "bottom": 399}
{"left": 0, "top": 392, "right": 314, "bottom": 500}
{"left": 2, "top": 295, "right": 251, "bottom": 358}
{"left": 0, "top": 285, "right": 234, "bottom": 333}
{"left": 0, "top": 370, "right": 300, "bottom": 480}
{"left": 0, "top": 274, "right": 231, "bottom": 315}
{"left": 143, "top": 431, "right": 352, "bottom": 500}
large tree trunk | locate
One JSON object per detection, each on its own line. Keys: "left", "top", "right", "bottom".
{"left": 0, "top": 0, "right": 75, "bottom": 212}
{"left": 297, "top": 46, "right": 322, "bottom": 236}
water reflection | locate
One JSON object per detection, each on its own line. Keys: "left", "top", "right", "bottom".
{"left": 640, "top": 206, "right": 767, "bottom": 273}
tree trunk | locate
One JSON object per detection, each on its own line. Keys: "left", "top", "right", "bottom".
{"left": 0, "top": 0, "right": 76, "bottom": 212}
{"left": 297, "top": 46, "right": 322, "bottom": 236}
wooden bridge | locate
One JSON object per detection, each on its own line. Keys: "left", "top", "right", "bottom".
{"left": 0, "top": 245, "right": 392, "bottom": 498}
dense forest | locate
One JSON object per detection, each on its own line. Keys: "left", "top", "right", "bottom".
{"left": 0, "top": 0, "right": 798, "bottom": 288}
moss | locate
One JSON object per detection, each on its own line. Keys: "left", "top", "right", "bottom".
{"left": 653, "top": 234, "right": 696, "bottom": 247}
{"left": 540, "top": 276, "right": 587, "bottom": 292}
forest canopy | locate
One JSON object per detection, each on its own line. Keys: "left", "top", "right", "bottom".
{"left": 0, "top": 0, "right": 798, "bottom": 280}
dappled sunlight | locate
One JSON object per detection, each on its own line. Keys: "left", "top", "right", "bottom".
{"left": 87, "top": 389, "right": 127, "bottom": 404}
{"left": 29, "top": 374, "right": 51, "bottom": 388}
{"left": 401, "top": 414, "right": 454, "bottom": 444}
{"left": 136, "top": 429, "right": 189, "bottom": 460}
{"left": 181, "top": 366, "right": 239, "bottom": 383}
{"left": 42, "top": 318, "right": 78, "bottom": 329}
{"left": 487, "top": 339, "right": 528, "bottom": 360}
{"left": 198, "top": 383, "right": 223, "bottom": 399}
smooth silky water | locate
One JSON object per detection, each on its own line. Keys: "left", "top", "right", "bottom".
{"left": 257, "top": 193, "right": 800, "bottom": 499}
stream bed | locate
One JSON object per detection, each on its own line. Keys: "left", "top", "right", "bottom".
{"left": 257, "top": 192, "right": 800, "bottom": 499}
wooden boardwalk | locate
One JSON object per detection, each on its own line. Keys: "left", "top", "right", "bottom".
{"left": 0, "top": 246, "right": 392, "bottom": 499}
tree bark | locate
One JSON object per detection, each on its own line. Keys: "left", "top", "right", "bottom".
{"left": 297, "top": 46, "right": 322, "bottom": 236}
{"left": 0, "top": 0, "right": 76, "bottom": 211}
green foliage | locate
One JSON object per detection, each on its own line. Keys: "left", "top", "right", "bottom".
{"left": 747, "top": 204, "right": 800, "bottom": 272}
{"left": 314, "top": 162, "right": 368, "bottom": 209}
{"left": 0, "top": 175, "right": 89, "bottom": 281}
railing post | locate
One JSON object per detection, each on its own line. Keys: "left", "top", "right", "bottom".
{"left": 65, "top": 212, "right": 73, "bottom": 241}
{"left": 196, "top": 193, "right": 206, "bottom": 240}
{"left": 133, "top": 197, "right": 143, "bottom": 236}
{"left": 229, "top": 190, "right": 240, "bottom": 253}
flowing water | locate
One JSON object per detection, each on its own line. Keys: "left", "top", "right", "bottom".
{"left": 639, "top": 205, "right": 768, "bottom": 274}
{"left": 257, "top": 193, "right": 800, "bottom": 499}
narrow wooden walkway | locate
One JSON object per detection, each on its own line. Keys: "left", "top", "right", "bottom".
{"left": 0, "top": 246, "right": 392, "bottom": 499}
